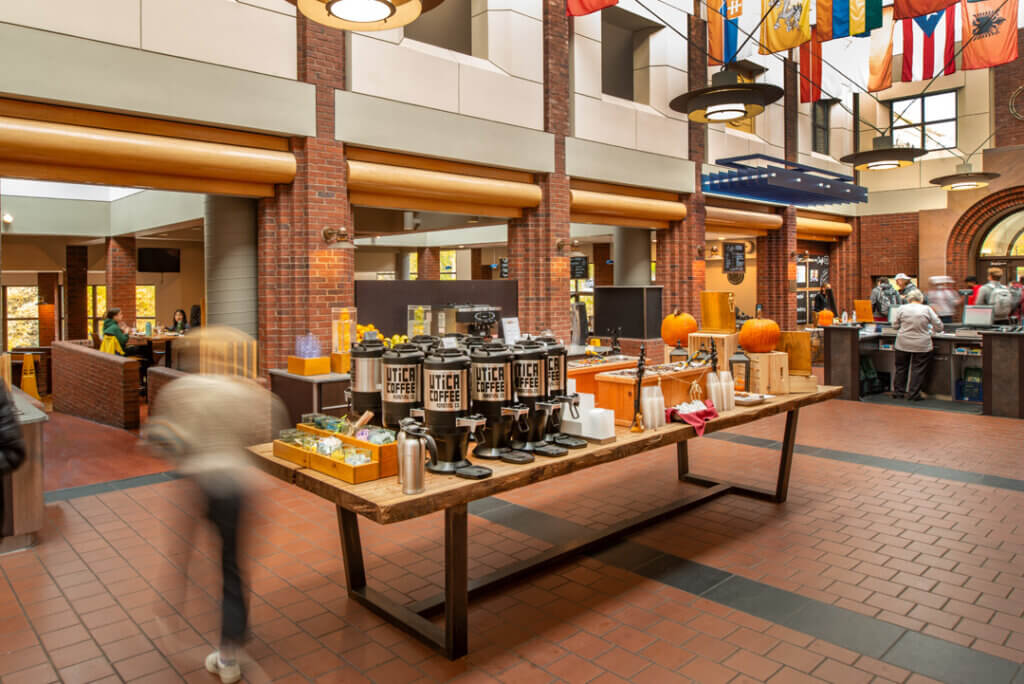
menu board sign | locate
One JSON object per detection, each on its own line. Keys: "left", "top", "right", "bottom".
{"left": 499, "top": 257, "right": 509, "bottom": 278}
{"left": 723, "top": 243, "right": 746, "bottom": 273}
{"left": 570, "top": 256, "right": 589, "bottom": 279}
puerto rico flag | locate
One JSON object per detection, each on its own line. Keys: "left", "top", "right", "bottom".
{"left": 900, "top": 6, "right": 957, "bottom": 82}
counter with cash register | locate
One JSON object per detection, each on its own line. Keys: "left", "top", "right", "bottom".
{"left": 824, "top": 305, "right": 1024, "bottom": 418}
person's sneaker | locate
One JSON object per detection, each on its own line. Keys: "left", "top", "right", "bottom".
{"left": 205, "top": 651, "right": 241, "bottom": 684}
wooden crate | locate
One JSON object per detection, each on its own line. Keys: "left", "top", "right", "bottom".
{"left": 287, "top": 356, "right": 331, "bottom": 376}
{"left": 788, "top": 374, "right": 818, "bottom": 393}
{"left": 749, "top": 351, "right": 790, "bottom": 395}
{"left": 298, "top": 424, "right": 398, "bottom": 477}
{"left": 594, "top": 367, "right": 709, "bottom": 426}
{"left": 308, "top": 451, "right": 380, "bottom": 484}
{"left": 567, "top": 358, "right": 636, "bottom": 394}
{"left": 688, "top": 332, "right": 738, "bottom": 366}
{"left": 776, "top": 332, "right": 812, "bottom": 376}
{"left": 272, "top": 440, "right": 311, "bottom": 468}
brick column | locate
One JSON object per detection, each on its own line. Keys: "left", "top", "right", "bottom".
{"left": 417, "top": 247, "right": 440, "bottom": 280}
{"left": 829, "top": 228, "right": 860, "bottom": 314}
{"left": 507, "top": 0, "right": 571, "bottom": 340}
{"left": 757, "top": 207, "right": 797, "bottom": 328}
{"left": 37, "top": 273, "right": 59, "bottom": 345}
{"left": 593, "top": 243, "right": 613, "bottom": 286}
{"left": 258, "top": 16, "right": 354, "bottom": 371}
{"left": 784, "top": 57, "right": 798, "bottom": 162}
{"left": 65, "top": 246, "right": 88, "bottom": 339}
{"left": 106, "top": 236, "right": 136, "bottom": 323}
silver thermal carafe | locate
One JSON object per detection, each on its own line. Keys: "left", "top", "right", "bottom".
{"left": 349, "top": 339, "right": 385, "bottom": 424}
{"left": 397, "top": 418, "right": 434, "bottom": 495}
{"left": 414, "top": 348, "right": 487, "bottom": 473}
{"left": 509, "top": 341, "right": 567, "bottom": 456}
{"left": 470, "top": 343, "right": 531, "bottom": 462}
{"left": 381, "top": 344, "right": 424, "bottom": 429}
{"left": 536, "top": 337, "right": 585, "bottom": 449}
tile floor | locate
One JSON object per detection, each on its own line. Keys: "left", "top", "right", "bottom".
{"left": 1, "top": 397, "right": 1022, "bottom": 683}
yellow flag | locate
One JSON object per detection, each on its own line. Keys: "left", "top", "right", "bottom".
{"left": 760, "top": 0, "right": 811, "bottom": 53}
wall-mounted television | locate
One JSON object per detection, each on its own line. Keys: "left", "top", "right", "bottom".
{"left": 138, "top": 248, "right": 180, "bottom": 273}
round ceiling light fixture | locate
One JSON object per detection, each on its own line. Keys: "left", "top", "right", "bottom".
{"left": 840, "top": 135, "right": 925, "bottom": 171}
{"left": 288, "top": 0, "right": 442, "bottom": 32}
{"left": 929, "top": 163, "right": 999, "bottom": 192}
{"left": 669, "top": 69, "right": 783, "bottom": 124}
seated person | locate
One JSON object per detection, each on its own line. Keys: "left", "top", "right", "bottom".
{"left": 167, "top": 309, "right": 191, "bottom": 334}
{"left": 103, "top": 308, "right": 153, "bottom": 392}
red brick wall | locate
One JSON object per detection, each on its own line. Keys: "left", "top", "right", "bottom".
{"left": 53, "top": 340, "right": 140, "bottom": 429}
{"left": 829, "top": 229, "right": 861, "bottom": 314}
{"left": 618, "top": 338, "right": 665, "bottom": 362}
{"left": 258, "top": 16, "right": 354, "bottom": 372}
{"left": 756, "top": 207, "right": 797, "bottom": 329}
{"left": 37, "top": 272, "right": 59, "bottom": 345}
{"left": 945, "top": 186, "right": 1024, "bottom": 284}
{"left": 106, "top": 236, "right": 136, "bottom": 323}
{"left": 507, "top": 0, "right": 571, "bottom": 340}
{"left": 417, "top": 247, "right": 440, "bottom": 280}
{"left": 593, "top": 243, "right": 613, "bottom": 286}
{"left": 65, "top": 246, "right": 88, "bottom": 340}
{"left": 859, "top": 212, "right": 919, "bottom": 295}
{"left": 994, "top": 30, "right": 1024, "bottom": 148}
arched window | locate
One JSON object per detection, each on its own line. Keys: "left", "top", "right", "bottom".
{"left": 978, "top": 210, "right": 1024, "bottom": 258}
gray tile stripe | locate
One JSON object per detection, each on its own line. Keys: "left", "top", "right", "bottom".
{"left": 45, "top": 471, "right": 183, "bottom": 503}
{"left": 706, "top": 432, "right": 1024, "bottom": 492}
{"left": 473, "top": 496, "right": 1022, "bottom": 684}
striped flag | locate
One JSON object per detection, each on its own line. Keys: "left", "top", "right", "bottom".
{"left": 566, "top": 0, "right": 617, "bottom": 15}
{"left": 709, "top": 0, "right": 743, "bottom": 64}
{"left": 900, "top": 6, "right": 957, "bottom": 82}
{"left": 799, "top": 26, "right": 823, "bottom": 102}
{"left": 817, "top": 0, "right": 883, "bottom": 40}
{"left": 960, "top": 0, "right": 1019, "bottom": 70}
{"left": 894, "top": 0, "right": 955, "bottom": 20}
{"left": 868, "top": 6, "right": 895, "bottom": 91}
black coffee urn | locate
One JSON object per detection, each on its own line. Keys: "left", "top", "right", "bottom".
{"left": 412, "top": 348, "right": 487, "bottom": 474}
{"left": 536, "top": 337, "right": 585, "bottom": 449}
{"left": 349, "top": 339, "right": 385, "bottom": 424}
{"left": 381, "top": 343, "right": 424, "bottom": 429}
{"left": 470, "top": 343, "right": 531, "bottom": 462}
{"left": 509, "top": 341, "right": 567, "bottom": 457}
{"left": 410, "top": 335, "right": 440, "bottom": 354}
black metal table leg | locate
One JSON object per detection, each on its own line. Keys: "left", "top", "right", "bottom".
{"left": 775, "top": 409, "right": 799, "bottom": 503}
{"left": 337, "top": 506, "right": 366, "bottom": 590}
{"left": 677, "top": 441, "right": 689, "bottom": 480}
{"left": 444, "top": 504, "right": 468, "bottom": 660}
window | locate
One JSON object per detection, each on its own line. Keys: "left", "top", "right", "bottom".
{"left": 136, "top": 285, "right": 156, "bottom": 330}
{"left": 403, "top": 0, "right": 471, "bottom": 55}
{"left": 4, "top": 287, "right": 39, "bottom": 351}
{"left": 440, "top": 251, "right": 457, "bottom": 281}
{"left": 890, "top": 91, "right": 957, "bottom": 151}
{"left": 408, "top": 252, "right": 419, "bottom": 280}
{"left": 87, "top": 285, "right": 107, "bottom": 336}
{"left": 812, "top": 101, "right": 831, "bottom": 155}
{"left": 87, "top": 285, "right": 156, "bottom": 334}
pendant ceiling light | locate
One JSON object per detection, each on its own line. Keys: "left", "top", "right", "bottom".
{"left": 839, "top": 135, "right": 925, "bottom": 172}
{"left": 929, "top": 163, "right": 999, "bottom": 191}
{"left": 288, "top": 0, "right": 443, "bottom": 32}
{"left": 669, "top": 69, "right": 783, "bottom": 124}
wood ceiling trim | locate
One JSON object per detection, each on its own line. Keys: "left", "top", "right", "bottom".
{"left": 569, "top": 178, "right": 680, "bottom": 202}
{"left": 346, "top": 147, "right": 534, "bottom": 184}
{"left": 349, "top": 192, "right": 523, "bottom": 218}
{"left": 569, "top": 212, "right": 669, "bottom": 229}
{"left": 347, "top": 161, "right": 541, "bottom": 209}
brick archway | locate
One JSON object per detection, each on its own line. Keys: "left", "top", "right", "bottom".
{"left": 946, "top": 185, "right": 1024, "bottom": 283}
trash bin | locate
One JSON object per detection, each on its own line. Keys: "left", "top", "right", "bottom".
{"left": 0, "top": 387, "right": 47, "bottom": 554}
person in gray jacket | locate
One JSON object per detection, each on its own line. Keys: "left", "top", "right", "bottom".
{"left": 892, "top": 290, "right": 943, "bottom": 401}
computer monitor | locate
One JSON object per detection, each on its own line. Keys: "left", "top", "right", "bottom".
{"left": 963, "top": 305, "right": 994, "bottom": 328}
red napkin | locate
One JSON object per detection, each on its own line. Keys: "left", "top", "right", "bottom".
{"left": 667, "top": 400, "right": 719, "bottom": 437}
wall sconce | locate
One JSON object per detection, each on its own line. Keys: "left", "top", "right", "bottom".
{"left": 322, "top": 226, "right": 355, "bottom": 249}
{"left": 2, "top": 213, "right": 12, "bottom": 226}
{"left": 745, "top": 240, "right": 756, "bottom": 254}
{"left": 709, "top": 244, "right": 720, "bottom": 256}
{"left": 696, "top": 245, "right": 705, "bottom": 258}
{"left": 555, "top": 238, "right": 581, "bottom": 253}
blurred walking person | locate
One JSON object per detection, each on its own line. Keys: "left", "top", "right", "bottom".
{"left": 927, "top": 276, "right": 961, "bottom": 325}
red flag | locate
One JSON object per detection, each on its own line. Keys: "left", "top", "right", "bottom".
{"left": 799, "top": 27, "right": 823, "bottom": 102}
{"left": 567, "top": 0, "right": 618, "bottom": 15}
{"left": 961, "top": 0, "right": 1019, "bottom": 70}
{"left": 894, "top": 0, "right": 955, "bottom": 20}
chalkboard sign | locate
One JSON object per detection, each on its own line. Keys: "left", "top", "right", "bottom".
{"left": 723, "top": 242, "right": 745, "bottom": 273}
{"left": 499, "top": 257, "right": 509, "bottom": 278}
{"left": 570, "top": 256, "right": 588, "bottom": 279}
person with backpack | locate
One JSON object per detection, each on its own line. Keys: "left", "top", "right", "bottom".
{"left": 975, "top": 267, "right": 1021, "bottom": 324}
{"left": 895, "top": 273, "right": 926, "bottom": 305}
{"left": 870, "top": 277, "right": 899, "bottom": 322}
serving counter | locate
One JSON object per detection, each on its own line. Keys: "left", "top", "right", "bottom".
{"left": 0, "top": 387, "right": 48, "bottom": 554}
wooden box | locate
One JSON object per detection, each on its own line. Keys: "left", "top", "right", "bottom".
{"left": 330, "top": 352, "right": 351, "bottom": 374}
{"left": 298, "top": 424, "right": 398, "bottom": 477}
{"left": 594, "top": 367, "right": 709, "bottom": 426}
{"left": 567, "top": 357, "right": 637, "bottom": 395}
{"left": 700, "top": 291, "right": 736, "bottom": 333}
{"left": 788, "top": 374, "right": 818, "bottom": 393}
{"left": 776, "top": 332, "right": 812, "bottom": 376}
{"left": 749, "top": 351, "right": 790, "bottom": 395}
{"left": 287, "top": 356, "right": 332, "bottom": 376}
{"left": 688, "top": 332, "right": 738, "bottom": 366}
{"left": 307, "top": 451, "right": 380, "bottom": 484}
{"left": 272, "top": 440, "right": 311, "bottom": 468}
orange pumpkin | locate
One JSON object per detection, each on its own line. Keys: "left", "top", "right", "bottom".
{"left": 660, "top": 310, "right": 698, "bottom": 346}
{"left": 816, "top": 310, "right": 835, "bottom": 327}
{"left": 738, "top": 317, "right": 781, "bottom": 353}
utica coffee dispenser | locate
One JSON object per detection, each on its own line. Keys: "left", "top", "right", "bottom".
{"left": 412, "top": 348, "right": 487, "bottom": 474}
{"left": 348, "top": 339, "right": 385, "bottom": 424}
{"left": 470, "top": 343, "right": 531, "bottom": 462}
{"left": 509, "top": 341, "right": 567, "bottom": 457}
{"left": 409, "top": 335, "right": 440, "bottom": 354}
{"left": 381, "top": 344, "right": 424, "bottom": 429}
{"left": 536, "top": 337, "right": 585, "bottom": 449}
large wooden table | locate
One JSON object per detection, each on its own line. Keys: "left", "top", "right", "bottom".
{"left": 248, "top": 386, "right": 841, "bottom": 660}
{"left": 128, "top": 332, "right": 181, "bottom": 367}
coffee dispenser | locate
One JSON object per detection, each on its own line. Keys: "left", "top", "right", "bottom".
{"left": 409, "top": 335, "right": 440, "bottom": 354}
{"left": 381, "top": 344, "right": 424, "bottom": 428}
{"left": 470, "top": 343, "right": 531, "bottom": 463}
{"left": 509, "top": 341, "right": 567, "bottom": 457}
{"left": 412, "top": 348, "right": 487, "bottom": 474}
{"left": 349, "top": 339, "right": 385, "bottom": 424}
{"left": 536, "top": 337, "right": 585, "bottom": 449}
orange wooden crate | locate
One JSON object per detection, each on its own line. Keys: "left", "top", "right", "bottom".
{"left": 297, "top": 424, "right": 398, "bottom": 477}
{"left": 272, "top": 440, "right": 311, "bottom": 468}
{"left": 307, "top": 451, "right": 380, "bottom": 484}
{"left": 567, "top": 358, "right": 637, "bottom": 395}
{"left": 287, "top": 356, "right": 331, "bottom": 376}
{"left": 594, "top": 367, "right": 709, "bottom": 426}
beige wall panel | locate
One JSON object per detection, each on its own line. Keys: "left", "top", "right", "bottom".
{"left": 574, "top": 95, "right": 637, "bottom": 150}
{"left": 476, "top": 9, "right": 543, "bottom": 82}
{"left": 0, "top": 0, "right": 140, "bottom": 46}
{"left": 459, "top": 64, "right": 544, "bottom": 130}
{"left": 573, "top": 35, "right": 603, "bottom": 98}
{"left": 472, "top": 0, "right": 543, "bottom": 20}
{"left": 140, "top": 243, "right": 205, "bottom": 328}
{"left": 141, "top": 0, "right": 297, "bottom": 79}
{"left": 110, "top": 191, "right": 205, "bottom": 236}
{"left": 205, "top": 197, "right": 256, "bottom": 337}
{"left": 349, "top": 34, "right": 461, "bottom": 113}
{"left": 635, "top": 109, "right": 687, "bottom": 159}
{"left": 566, "top": 136, "right": 695, "bottom": 194}
{"left": 857, "top": 187, "right": 947, "bottom": 215}
{"left": 642, "top": 66, "right": 688, "bottom": 122}
{"left": 239, "top": 0, "right": 296, "bottom": 15}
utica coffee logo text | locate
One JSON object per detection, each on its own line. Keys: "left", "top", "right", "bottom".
{"left": 426, "top": 370, "right": 465, "bottom": 410}
{"left": 473, "top": 363, "right": 508, "bottom": 401}
{"left": 383, "top": 365, "right": 419, "bottom": 402}
{"left": 513, "top": 360, "right": 543, "bottom": 397}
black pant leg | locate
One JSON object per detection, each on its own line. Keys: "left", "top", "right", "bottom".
{"left": 205, "top": 485, "right": 247, "bottom": 646}
{"left": 893, "top": 350, "right": 911, "bottom": 396}
{"left": 907, "top": 351, "right": 931, "bottom": 399}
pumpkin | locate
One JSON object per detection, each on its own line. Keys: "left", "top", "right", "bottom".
{"left": 660, "top": 310, "right": 698, "bottom": 346}
{"left": 816, "top": 310, "right": 835, "bottom": 327}
{"left": 738, "top": 317, "right": 781, "bottom": 353}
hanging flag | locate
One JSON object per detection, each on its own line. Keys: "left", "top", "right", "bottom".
{"left": 900, "top": 6, "right": 957, "bottom": 81}
{"left": 566, "top": 0, "right": 617, "bottom": 16}
{"left": 894, "top": 0, "right": 955, "bottom": 20}
{"left": 960, "top": 0, "right": 1019, "bottom": 69}
{"left": 760, "top": 0, "right": 811, "bottom": 53}
{"left": 868, "top": 6, "right": 895, "bottom": 91}
{"left": 817, "top": 0, "right": 883, "bottom": 40}
{"left": 799, "top": 26, "right": 823, "bottom": 101}
{"left": 709, "top": 0, "right": 744, "bottom": 64}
